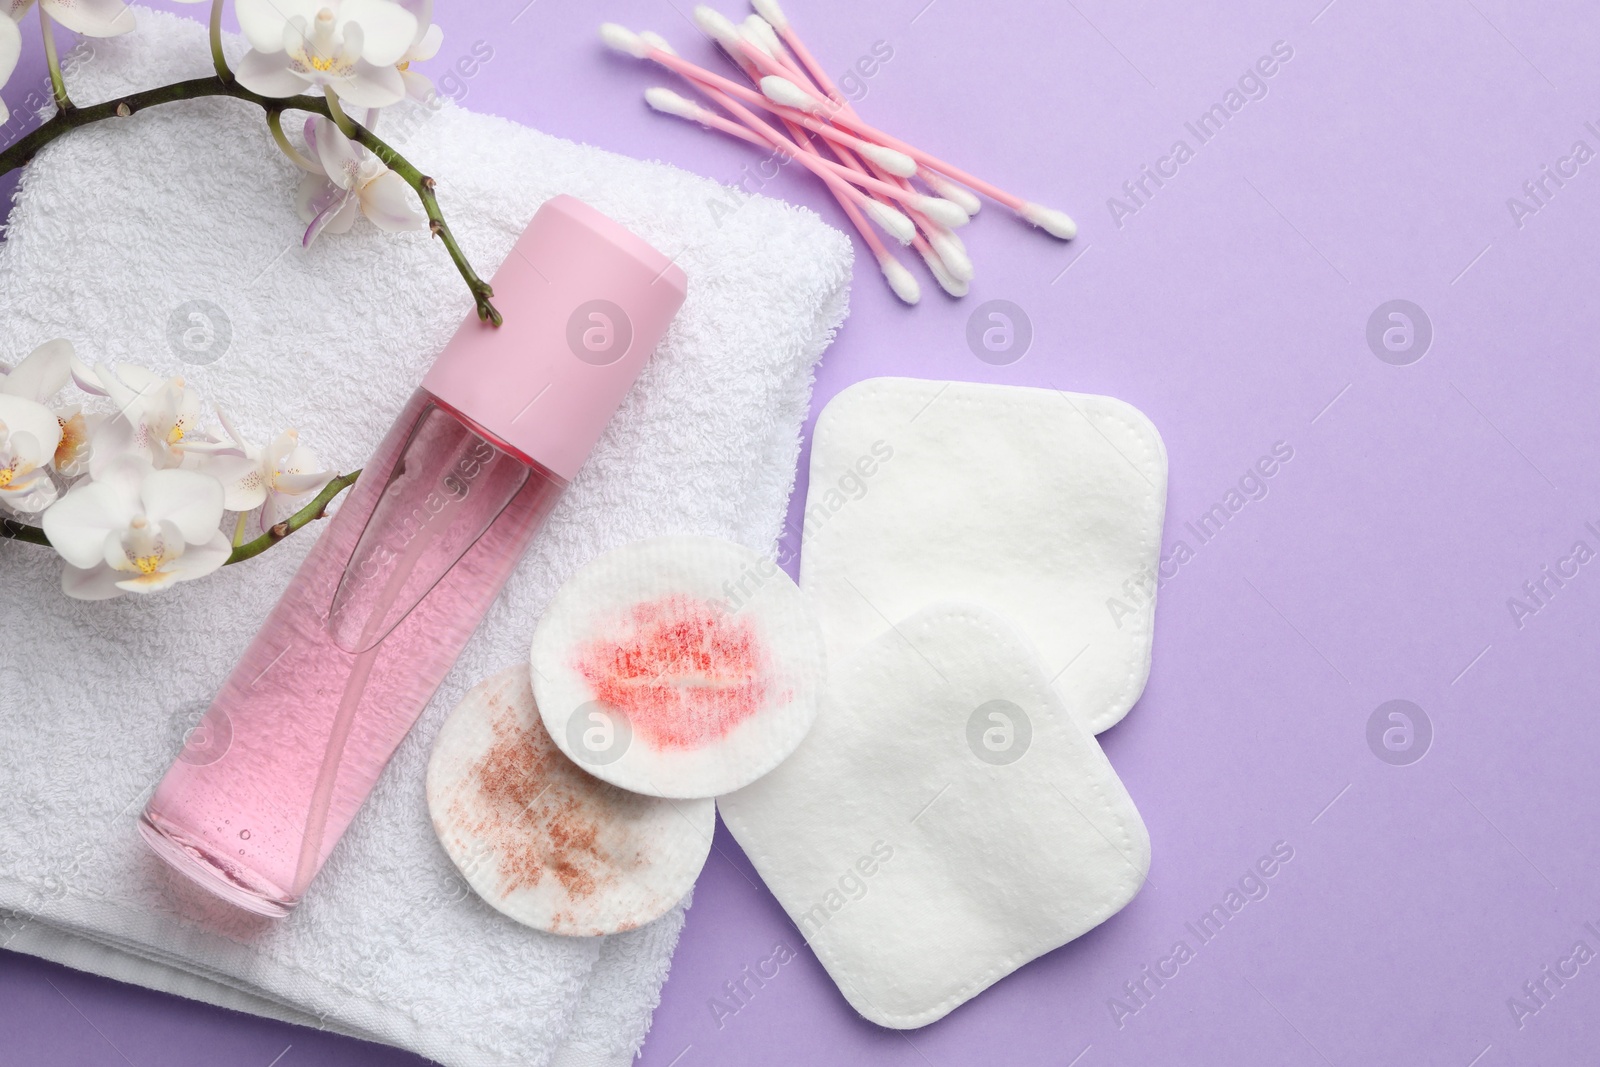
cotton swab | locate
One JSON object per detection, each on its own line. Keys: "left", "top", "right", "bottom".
{"left": 921, "top": 169, "right": 983, "bottom": 216}
{"left": 726, "top": 7, "right": 977, "bottom": 291}
{"left": 917, "top": 240, "right": 969, "bottom": 297}
{"left": 601, "top": 24, "right": 923, "bottom": 183}
{"left": 751, "top": 0, "right": 845, "bottom": 111}
{"left": 668, "top": 24, "right": 969, "bottom": 226}
{"left": 605, "top": 9, "right": 1069, "bottom": 300}
{"left": 748, "top": 1, "right": 982, "bottom": 221}
{"left": 640, "top": 73, "right": 916, "bottom": 243}
{"left": 758, "top": 75, "right": 1076, "bottom": 239}
{"left": 681, "top": 19, "right": 921, "bottom": 181}
{"left": 644, "top": 84, "right": 918, "bottom": 243}
{"left": 671, "top": 17, "right": 925, "bottom": 300}
{"left": 646, "top": 88, "right": 919, "bottom": 302}
{"left": 924, "top": 225, "right": 975, "bottom": 283}
{"left": 740, "top": 13, "right": 792, "bottom": 67}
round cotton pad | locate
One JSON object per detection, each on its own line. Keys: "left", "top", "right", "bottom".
{"left": 530, "top": 535, "right": 826, "bottom": 799}
{"left": 427, "top": 661, "right": 714, "bottom": 936}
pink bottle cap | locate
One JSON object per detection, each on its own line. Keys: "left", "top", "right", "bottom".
{"left": 423, "top": 195, "right": 689, "bottom": 481}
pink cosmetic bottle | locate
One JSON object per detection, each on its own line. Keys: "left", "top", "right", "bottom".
{"left": 139, "top": 196, "right": 687, "bottom": 917}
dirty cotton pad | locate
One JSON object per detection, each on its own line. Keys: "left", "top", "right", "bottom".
{"left": 718, "top": 604, "right": 1151, "bottom": 1028}
{"left": 428, "top": 662, "right": 714, "bottom": 937}
{"left": 800, "top": 377, "right": 1168, "bottom": 734}
{"left": 531, "top": 536, "right": 827, "bottom": 799}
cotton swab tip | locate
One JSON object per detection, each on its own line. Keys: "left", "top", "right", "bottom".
{"left": 858, "top": 142, "right": 917, "bottom": 178}
{"left": 599, "top": 23, "right": 649, "bottom": 59}
{"left": 693, "top": 5, "right": 743, "bottom": 49}
{"left": 930, "top": 231, "right": 975, "bottom": 282}
{"left": 741, "top": 15, "right": 781, "bottom": 56}
{"left": 915, "top": 196, "right": 972, "bottom": 229}
{"left": 924, "top": 171, "right": 982, "bottom": 216}
{"left": 752, "top": 0, "right": 790, "bottom": 31}
{"left": 640, "top": 30, "right": 677, "bottom": 55}
{"left": 1022, "top": 202, "right": 1077, "bottom": 240}
{"left": 880, "top": 256, "right": 922, "bottom": 305}
{"left": 761, "top": 75, "right": 822, "bottom": 112}
{"left": 645, "top": 87, "right": 703, "bottom": 120}
{"left": 918, "top": 244, "right": 970, "bottom": 298}
{"left": 864, "top": 200, "right": 916, "bottom": 244}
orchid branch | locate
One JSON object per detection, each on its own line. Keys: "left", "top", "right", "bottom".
{"left": 0, "top": 78, "right": 500, "bottom": 324}
{"left": 225, "top": 469, "right": 360, "bottom": 565}
{"left": 0, "top": 516, "right": 50, "bottom": 548}
{"left": 346, "top": 123, "right": 502, "bottom": 325}
{"left": 0, "top": 470, "right": 361, "bottom": 564}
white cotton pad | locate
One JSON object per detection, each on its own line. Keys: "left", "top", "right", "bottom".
{"left": 530, "top": 536, "right": 827, "bottom": 799}
{"left": 427, "top": 661, "right": 714, "bottom": 937}
{"left": 718, "top": 604, "right": 1150, "bottom": 1027}
{"left": 800, "top": 377, "right": 1167, "bottom": 734}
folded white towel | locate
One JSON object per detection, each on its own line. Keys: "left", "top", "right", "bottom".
{"left": 0, "top": 10, "right": 851, "bottom": 1067}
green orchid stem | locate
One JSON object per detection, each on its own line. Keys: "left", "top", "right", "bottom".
{"left": 226, "top": 469, "right": 361, "bottom": 565}
{"left": 0, "top": 77, "right": 500, "bottom": 325}
{"left": 323, "top": 86, "right": 357, "bottom": 138}
{"left": 267, "top": 109, "right": 315, "bottom": 171}
{"left": 0, "top": 471, "right": 362, "bottom": 565}
{"left": 352, "top": 125, "right": 502, "bottom": 325}
{"left": 38, "top": 9, "right": 73, "bottom": 112}
{"left": 208, "top": 0, "right": 229, "bottom": 82}
{"left": 0, "top": 517, "right": 51, "bottom": 548}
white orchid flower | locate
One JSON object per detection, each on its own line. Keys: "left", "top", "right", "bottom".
{"left": 184, "top": 410, "right": 333, "bottom": 530}
{"left": 293, "top": 114, "right": 425, "bottom": 245}
{"left": 1, "top": 339, "right": 101, "bottom": 478}
{"left": 393, "top": 0, "right": 441, "bottom": 102}
{"left": 42, "top": 453, "right": 229, "bottom": 599}
{"left": 91, "top": 363, "right": 212, "bottom": 470}
{"left": 6, "top": 0, "right": 133, "bottom": 39}
{"left": 0, "top": 13, "right": 20, "bottom": 126}
{"left": 0, "top": 393, "right": 62, "bottom": 514}
{"left": 234, "top": 0, "right": 417, "bottom": 109}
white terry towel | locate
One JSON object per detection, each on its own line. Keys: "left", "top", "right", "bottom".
{"left": 0, "top": 10, "right": 850, "bottom": 1067}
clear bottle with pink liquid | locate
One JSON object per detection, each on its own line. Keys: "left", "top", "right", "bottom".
{"left": 140, "top": 197, "right": 687, "bottom": 917}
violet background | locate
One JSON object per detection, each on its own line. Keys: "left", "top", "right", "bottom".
{"left": 5, "top": 0, "right": 1600, "bottom": 1064}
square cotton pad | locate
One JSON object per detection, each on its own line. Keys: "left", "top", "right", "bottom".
{"left": 717, "top": 604, "right": 1151, "bottom": 1028}
{"left": 799, "top": 377, "right": 1168, "bottom": 734}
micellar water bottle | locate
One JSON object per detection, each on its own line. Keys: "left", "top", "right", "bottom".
{"left": 139, "top": 196, "right": 687, "bottom": 917}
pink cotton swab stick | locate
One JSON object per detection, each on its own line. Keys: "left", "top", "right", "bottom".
{"left": 729, "top": 11, "right": 974, "bottom": 292}
{"left": 621, "top": 19, "right": 1025, "bottom": 253}
{"left": 628, "top": 67, "right": 916, "bottom": 246}
{"left": 681, "top": 16, "right": 971, "bottom": 225}
{"left": 607, "top": 26, "right": 949, "bottom": 239}
{"left": 657, "top": 26, "right": 923, "bottom": 302}
{"left": 615, "top": 21, "right": 975, "bottom": 293}
{"left": 712, "top": 21, "right": 931, "bottom": 301}
{"left": 749, "top": 1, "right": 985, "bottom": 218}
{"left": 756, "top": 74, "right": 1076, "bottom": 239}
{"left": 600, "top": 25, "right": 921, "bottom": 182}
{"left": 646, "top": 88, "right": 921, "bottom": 302}
{"left": 684, "top": 14, "right": 920, "bottom": 185}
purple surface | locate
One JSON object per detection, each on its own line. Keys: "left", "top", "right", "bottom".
{"left": 5, "top": 0, "right": 1600, "bottom": 1064}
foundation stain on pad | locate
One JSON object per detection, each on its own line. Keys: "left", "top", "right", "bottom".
{"left": 800, "top": 377, "right": 1168, "bottom": 735}
{"left": 532, "top": 536, "right": 827, "bottom": 799}
{"left": 427, "top": 662, "right": 714, "bottom": 937}
{"left": 718, "top": 604, "right": 1151, "bottom": 1028}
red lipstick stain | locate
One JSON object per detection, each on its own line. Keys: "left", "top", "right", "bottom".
{"left": 573, "top": 594, "right": 770, "bottom": 751}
